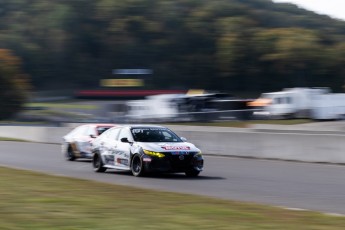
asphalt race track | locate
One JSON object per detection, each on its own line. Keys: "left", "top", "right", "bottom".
{"left": 1, "top": 141, "right": 345, "bottom": 215}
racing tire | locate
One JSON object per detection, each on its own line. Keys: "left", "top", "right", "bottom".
{"left": 185, "top": 169, "right": 200, "bottom": 177}
{"left": 93, "top": 154, "right": 106, "bottom": 173}
{"left": 131, "top": 155, "right": 145, "bottom": 177}
{"left": 66, "top": 145, "right": 76, "bottom": 161}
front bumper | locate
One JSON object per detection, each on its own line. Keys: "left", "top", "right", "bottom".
{"left": 142, "top": 152, "right": 204, "bottom": 173}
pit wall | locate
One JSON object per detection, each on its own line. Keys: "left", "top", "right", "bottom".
{"left": 1, "top": 125, "right": 345, "bottom": 164}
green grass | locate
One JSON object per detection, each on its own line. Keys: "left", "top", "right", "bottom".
{"left": 0, "top": 167, "right": 344, "bottom": 230}
{"left": 25, "top": 102, "right": 97, "bottom": 110}
{"left": 0, "top": 137, "right": 27, "bottom": 142}
{"left": 26, "top": 109, "right": 93, "bottom": 118}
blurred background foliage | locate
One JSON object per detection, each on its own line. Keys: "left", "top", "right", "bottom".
{"left": 0, "top": 49, "right": 31, "bottom": 119}
{"left": 0, "top": 0, "right": 345, "bottom": 97}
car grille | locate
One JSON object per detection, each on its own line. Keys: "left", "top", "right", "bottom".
{"left": 165, "top": 152, "right": 198, "bottom": 171}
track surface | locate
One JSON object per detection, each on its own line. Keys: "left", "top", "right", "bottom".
{"left": 1, "top": 141, "right": 345, "bottom": 215}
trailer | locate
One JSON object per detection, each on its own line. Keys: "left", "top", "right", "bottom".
{"left": 248, "top": 88, "right": 334, "bottom": 118}
{"left": 311, "top": 94, "right": 345, "bottom": 120}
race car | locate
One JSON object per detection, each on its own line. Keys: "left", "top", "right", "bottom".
{"left": 62, "top": 124, "right": 116, "bottom": 161}
{"left": 91, "top": 124, "right": 204, "bottom": 177}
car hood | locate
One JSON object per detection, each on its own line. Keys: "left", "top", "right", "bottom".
{"left": 137, "top": 142, "right": 200, "bottom": 152}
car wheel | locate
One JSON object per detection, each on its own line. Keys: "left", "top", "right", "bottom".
{"left": 185, "top": 169, "right": 200, "bottom": 177}
{"left": 66, "top": 145, "right": 76, "bottom": 161}
{"left": 131, "top": 155, "right": 145, "bottom": 177}
{"left": 93, "top": 154, "right": 106, "bottom": 172}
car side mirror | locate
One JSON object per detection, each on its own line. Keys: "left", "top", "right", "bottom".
{"left": 181, "top": 137, "right": 187, "bottom": 142}
{"left": 121, "top": 137, "right": 129, "bottom": 143}
{"left": 90, "top": 134, "right": 97, "bottom": 138}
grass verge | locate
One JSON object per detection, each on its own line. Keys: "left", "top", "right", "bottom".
{"left": 0, "top": 167, "right": 344, "bottom": 230}
{"left": 0, "top": 137, "right": 27, "bottom": 142}
{"left": 25, "top": 102, "right": 97, "bottom": 110}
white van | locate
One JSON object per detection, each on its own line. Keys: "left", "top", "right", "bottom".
{"left": 248, "top": 88, "right": 330, "bottom": 119}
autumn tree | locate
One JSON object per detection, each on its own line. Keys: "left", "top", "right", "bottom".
{"left": 0, "top": 49, "right": 31, "bottom": 120}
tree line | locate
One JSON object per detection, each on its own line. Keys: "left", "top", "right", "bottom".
{"left": 1, "top": 0, "right": 345, "bottom": 117}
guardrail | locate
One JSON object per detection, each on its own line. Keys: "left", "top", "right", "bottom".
{"left": 1, "top": 125, "right": 345, "bottom": 164}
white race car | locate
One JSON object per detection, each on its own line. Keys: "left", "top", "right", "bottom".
{"left": 62, "top": 124, "right": 116, "bottom": 161}
{"left": 91, "top": 124, "right": 204, "bottom": 177}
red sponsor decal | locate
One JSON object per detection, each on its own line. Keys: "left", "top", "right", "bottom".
{"left": 161, "top": 146, "right": 190, "bottom": 150}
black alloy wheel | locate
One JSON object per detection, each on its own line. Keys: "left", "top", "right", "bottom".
{"left": 93, "top": 154, "right": 106, "bottom": 172}
{"left": 66, "top": 145, "right": 76, "bottom": 161}
{"left": 131, "top": 155, "right": 145, "bottom": 177}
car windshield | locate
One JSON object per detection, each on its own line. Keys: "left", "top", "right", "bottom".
{"left": 96, "top": 126, "right": 112, "bottom": 135}
{"left": 131, "top": 127, "right": 182, "bottom": 142}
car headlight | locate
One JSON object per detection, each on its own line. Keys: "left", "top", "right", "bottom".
{"left": 194, "top": 152, "right": 202, "bottom": 157}
{"left": 143, "top": 149, "right": 165, "bottom": 158}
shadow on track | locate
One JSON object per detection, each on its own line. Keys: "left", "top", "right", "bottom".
{"left": 69, "top": 159, "right": 224, "bottom": 180}
{"left": 104, "top": 170, "right": 224, "bottom": 180}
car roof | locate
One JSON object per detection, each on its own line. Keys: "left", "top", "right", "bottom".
{"left": 128, "top": 124, "right": 166, "bottom": 129}
{"left": 76, "top": 123, "right": 115, "bottom": 127}
{"left": 94, "top": 124, "right": 116, "bottom": 127}
{"left": 108, "top": 124, "right": 167, "bottom": 129}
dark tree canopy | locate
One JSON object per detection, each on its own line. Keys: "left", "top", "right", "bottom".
{"left": 0, "top": 0, "right": 344, "bottom": 93}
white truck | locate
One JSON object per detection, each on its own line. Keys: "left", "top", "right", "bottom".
{"left": 311, "top": 93, "right": 345, "bottom": 120}
{"left": 125, "top": 94, "right": 183, "bottom": 122}
{"left": 248, "top": 87, "right": 345, "bottom": 120}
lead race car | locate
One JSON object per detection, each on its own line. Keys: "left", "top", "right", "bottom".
{"left": 91, "top": 125, "right": 204, "bottom": 177}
